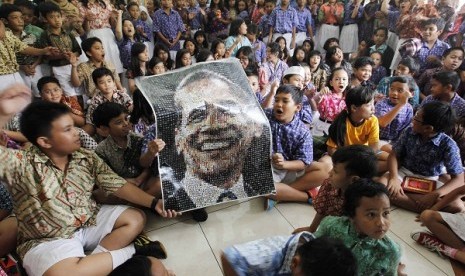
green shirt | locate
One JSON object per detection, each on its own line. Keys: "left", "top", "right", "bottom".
{"left": 315, "top": 216, "right": 401, "bottom": 276}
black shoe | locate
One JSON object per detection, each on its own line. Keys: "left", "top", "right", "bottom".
{"left": 134, "top": 234, "right": 167, "bottom": 259}
{"left": 192, "top": 208, "right": 208, "bottom": 222}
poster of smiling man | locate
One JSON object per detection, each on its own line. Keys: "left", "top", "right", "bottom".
{"left": 137, "top": 59, "right": 275, "bottom": 212}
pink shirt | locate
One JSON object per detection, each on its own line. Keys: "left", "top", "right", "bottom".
{"left": 315, "top": 91, "right": 346, "bottom": 121}
{"left": 79, "top": 0, "right": 113, "bottom": 30}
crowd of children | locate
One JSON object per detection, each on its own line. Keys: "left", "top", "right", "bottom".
{"left": 1, "top": 0, "right": 465, "bottom": 274}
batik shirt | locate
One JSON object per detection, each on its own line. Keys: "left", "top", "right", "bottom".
{"left": 77, "top": 60, "right": 121, "bottom": 98}
{"left": 0, "top": 31, "right": 28, "bottom": 75}
{"left": 79, "top": 0, "right": 113, "bottom": 29}
{"left": 86, "top": 90, "right": 133, "bottom": 124}
{"left": 375, "top": 98, "right": 413, "bottom": 141}
{"left": 313, "top": 178, "right": 344, "bottom": 216}
{"left": 268, "top": 6, "right": 298, "bottom": 33}
{"left": 421, "top": 93, "right": 465, "bottom": 118}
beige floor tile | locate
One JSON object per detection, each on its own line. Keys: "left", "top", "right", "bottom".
{"left": 145, "top": 221, "right": 223, "bottom": 276}
{"left": 274, "top": 202, "right": 317, "bottom": 229}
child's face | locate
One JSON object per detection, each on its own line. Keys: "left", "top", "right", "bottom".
{"left": 228, "top": 0, "right": 236, "bottom": 8}
{"left": 352, "top": 194, "right": 391, "bottom": 239}
{"left": 278, "top": 39, "right": 286, "bottom": 50}
{"left": 146, "top": 0, "right": 155, "bottom": 12}
{"left": 373, "top": 30, "right": 387, "bottom": 46}
{"left": 45, "top": 11, "right": 63, "bottom": 29}
{"left": 442, "top": 50, "right": 464, "bottom": 71}
{"left": 237, "top": 1, "right": 246, "bottom": 11}
{"left": 96, "top": 75, "right": 116, "bottom": 95}
{"left": 412, "top": 109, "right": 427, "bottom": 133}
{"left": 265, "top": 2, "right": 275, "bottom": 14}
{"left": 188, "top": 0, "right": 197, "bottom": 7}
{"left": 185, "top": 41, "right": 196, "bottom": 55}
{"left": 395, "top": 64, "right": 411, "bottom": 76}
{"left": 40, "top": 82, "right": 63, "bottom": 103}
{"left": 370, "top": 53, "right": 382, "bottom": 67}
{"left": 181, "top": 52, "right": 192, "bottom": 66}
{"left": 216, "top": 42, "right": 226, "bottom": 57}
{"left": 128, "top": 5, "right": 140, "bottom": 19}
{"left": 284, "top": 75, "right": 304, "bottom": 90}
{"left": 329, "top": 162, "right": 351, "bottom": 189}
{"left": 247, "top": 75, "right": 259, "bottom": 92}
{"left": 162, "top": 0, "right": 174, "bottom": 8}
{"left": 246, "top": 33, "right": 256, "bottom": 42}
{"left": 295, "top": 49, "right": 305, "bottom": 62}
{"left": 108, "top": 113, "right": 131, "bottom": 138}
{"left": 303, "top": 66, "right": 311, "bottom": 82}
{"left": 123, "top": 20, "right": 135, "bottom": 37}
{"left": 399, "top": 0, "right": 411, "bottom": 12}
{"left": 421, "top": 24, "right": 441, "bottom": 43}
{"left": 6, "top": 11, "right": 24, "bottom": 33}
{"left": 297, "top": 0, "right": 307, "bottom": 7}
{"left": 331, "top": 48, "right": 343, "bottom": 63}
{"left": 309, "top": 55, "right": 321, "bottom": 69}
{"left": 152, "top": 62, "right": 166, "bottom": 75}
{"left": 281, "top": 0, "right": 290, "bottom": 6}
{"left": 176, "top": 0, "right": 186, "bottom": 8}
{"left": 388, "top": 81, "right": 410, "bottom": 104}
{"left": 302, "top": 41, "right": 312, "bottom": 53}
{"left": 140, "top": 10, "right": 148, "bottom": 21}
{"left": 329, "top": 69, "right": 348, "bottom": 93}
{"left": 352, "top": 99, "right": 375, "bottom": 120}
{"left": 46, "top": 114, "right": 81, "bottom": 154}
{"left": 18, "top": 7, "right": 34, "bottom": 26}
{"left": 237, "top": 52, "right": 250, "bottom": 69}
{"left": 157, "top": 49, "right": 169, "bottom": 62}
{"left": 273, "top": 92, "right": 301, "bottom": 123}
{"left": 195, "top": 35, "right": 205, "bottom": 45}
{"left": 354, "top": 65, "right": 373, "bottom": 82}
{"left": 87, "top": 42, "right": 105, "bottom": 62}
{"left": 239, "top": 22, "right": 248, "bottom": 35}
{"left": 429, "top": 78, "right": 449, "bottom": 98}
{"left": 138, "top": 47, "right": 150, "bottom": 62}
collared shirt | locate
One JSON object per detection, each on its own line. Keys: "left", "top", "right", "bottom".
{"left": 311, "top": 67, "right": 327, "bottom": 92}
{"left": 298, "top": 95, "right": 313, "bottom": 124}
{"left": 386, "top": 6, "right": 400, "bottom": 33}
{"left": 95, "top": 132, "right": 145, "bottom": 178}
{"left": 268, "top": 6, "right": 298, "bottom": 34}
{"left": 117, "top": 38, "right": 138, "bottom": 69}
{"left": 322, "top": 60, "right": 352, "bottom": 77}
{"left": 342, "top": 1, "right": 363, "bottom": 25}
{"left": 326, "top": 116, "right": 379, "bottom": 149}
{"left": 60, "top": 95, "right": 84, "bottom": 117}
{"left": 417, "top": 67, "right": 442, "bottom": 97}
{"left": 261, "top": 59, "right": 289, "bottom": 84}
{"left": 0, "top": 146, "right": 126, "bottom": 258}
{"left": 393, "top": 126, "right": 464, "bottom": 176}
{"left": 16, "top": 30, "right": 39, "bottom": 66}
{"left": 375, "top": 98, "right": 413, "bottom": 141}
{"left": 223, "top": 231, "right": 315, "bottom": 275}
{"left": 86, "top": 90, "right": 133, "bottom": 124}
{"left": 37, "top": 28, "right": 81, "bottom": 67}
{"left": 133, "top": 18, "right": 152, "bottom": 42}
{"left": 258, "top": 14, "right": 271, "bottom": 38}
{"left": 265, "top": 109, "right": 313, "bottom": 165}
{"left": 318, "top": 2, "right": 344, "bottom": 25}
{"left": 315, "top": 216, "right": 401, "bottom": 276}
{"left": 182, "top": 171, "right": 248, "bottom": 207}
{"left": 421, "top": 93, "right": 465, "bottom": 118}
{"left": 313, "top": 178, "right": 344, "bottom": 216}
{"left": 0, "top": 30, "right": 28, "bottom": 75}
{"left": 187, "top": 6, "right": 203, "bottom": 30}
{"left": 252, "top": 39, "right": 267, "bottom": 65}
{"left": 370, "top": 66, "right": 387, "bottom": 85}
{"left": 369, "top": 43, "right": 387, "bottom": 54}
{"left": 77, "top": 60, "right": 121, "bottom": 98}
{"left": 314, "top": 91, "right": 346, "bottom": 121}
{"left": 78, "top": 0, "right": 113, "bottom": 29}
{"left": 224, "top": 35, "right": 252, "bottom": 57}
{"left": 295, "top": 6, "right": 312, "bottom": 33}
{"left": 376, "top": 76, "right": 420, "bottom": 108}
{"left": 416, "top": 40, "right": 450, "bottom": 72}
{"left": 153, "top": 9, "right": 186, "bottom": 40}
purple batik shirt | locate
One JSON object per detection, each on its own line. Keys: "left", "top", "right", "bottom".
{"left": 252, "top": 39, "right": 267, "bottom": 65}
{"left": 133, "top": 19, "right": 152, "bottom": 41}
{"left": 265, "top": 109, "right": 313, "bottom": 165}
{"left": 118, "top": 38, "right": 137, "bottom": 69}
{"left": 387, "top": 8, "right": 400, "bottom": 33}
{"left": 261, "top": 59, "right": 289, "bottom": 84}
{"left": 421, "top": 94, "right": 465, "bottom": 118}
{"left": 295, "top": 7, "right": 312, "bottom": 33}
{"left": 187, "top": 6, "right": 203, "bottom": 30}
{"left": 416, "top": 40, "right": 450, "bottom": 72}
{"left": 375, "top": 98, "right": 413, "bottom": 141}
{"left": 343, "top": 2, "right": 363, "bottom": 25}
{"left": 268, "top": 6, "right": 298, "bottom": 34}
{"left": 259, "top": 14, "right": 271, "bottom": 37}
{"left": 153, "top": 8, "right": 185, "bottom": 50}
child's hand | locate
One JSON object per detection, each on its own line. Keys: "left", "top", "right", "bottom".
{"left": 154, "top": 199, "right": 182, "bottom": 218}
{"left": 415, "top": 192, "right": 439, "bottom": 211}
{"left": 374, "top": 92, "right": 385, "bottom": 102}
{"left": 148, "top": 139, "right": 165, "bottom": 155}
{"left": 387, "top": 175, "right": 404, "bottom": 198}
{"left": 69, "top": 52, "right": 79, "bottom": 66}
{"left": 42, "top": 46, "right": 61, "bottom": 56}
{"left": 318, "top": 86, "right": 331, "bottom": 95}
{"left": 270, "top": 80, "right": 279, "bottom": 95}
{"left": 398, "top": 90, "right": 412, "bottom": 105}
{"left": 0, "top": 84, "right": 31, "bottom": 117}
{"left": 272, "top": 153, "right": 286, "bottom": 169}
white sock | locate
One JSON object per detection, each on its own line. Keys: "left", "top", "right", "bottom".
{"left": 91, "top": 245, "right": 109, "bottom": 255}
{"left": 109, "top": 245, "right": 136, "bottom": 269}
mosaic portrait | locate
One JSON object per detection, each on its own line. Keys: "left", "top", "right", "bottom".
{"left": 137, "top": 59, "right": 275, "bottom": 212}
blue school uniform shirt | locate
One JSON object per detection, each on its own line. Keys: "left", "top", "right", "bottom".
{"left": 343, "top": 1, "right": 363, "bottom": 25}
{"left": 258, "top": 14, "right": 271, "bottom": 38}
{"left": 420, "top": 93, "right": 465, "bottom": 118}
{"left": 415, "top": 40, "right": 450, "bottom": 72}
{"left": 268, "top": 6, "right": 299, "bottom": 34}
{"left": 265, "top": 109, "right": 313, "bottom": 165}
{"left": 375, "top": 98, "right": 413, "bottom": 141}
{"left": 376, "top": 76, "right": 420, "bottom": 108}
{"left": 393, "top": 126, "right": 463, "bottom": 177}
{"left": 295, "top": 6, "right": 313, "bottom": 33}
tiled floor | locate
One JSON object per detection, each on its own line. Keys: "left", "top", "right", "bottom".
{"left": 145, "top": 198, "right": 458, "bottom": 276}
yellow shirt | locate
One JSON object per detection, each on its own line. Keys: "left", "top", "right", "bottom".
{"left": 0, "top": 31, "right": 28, "bottom": 75}
{"left": 327, "top": 116, "right": 379, "bottom": 149}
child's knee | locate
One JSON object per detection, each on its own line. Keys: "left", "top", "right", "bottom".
{"left": 419, "top": 209, "right": 437, "bottom": 225}
{"left": 125, "top": 208, "right": 147, "bottom": 232}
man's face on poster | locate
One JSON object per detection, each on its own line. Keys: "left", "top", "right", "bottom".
{"left": 175, "top": 75, "right": 263, "bottom": 185}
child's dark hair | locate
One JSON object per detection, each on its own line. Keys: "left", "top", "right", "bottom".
{"left": 108, "top": 255, "right": 151, "bottom": 276}
{"left": 126, "top": 2, "right": 139, "bottom": 12}
{"left": 194, "top": 30, "right": 209, "bottom": 48}
{"left": 398, "top": 56, "right": 419, "bottom": 74}
{"left": 247, "top": 22, "right": 259, "bottom": 35}
{"left": 267, "top": 42, "right": 280, "bottom": 56}
{"left": 302, "top": 39, "right": 315, "bottom": 52}
{"left": 210, "top": 0, "right": 225, "bottom": 11}
{"left": 332, "top": 145, "right": 377, "bottom": 178}
{"left": 390, "top": 76, "right": 408, "bottom": 86}
{"left": 325, "top": 46, "right": 342, "bottom": 68}
{"left": 154, "top": 43, "right": 174, "bottom": 70}
{"left": 323, "top": 37, "right": 339, "bottom": 52}
{"left": 20, "top": 101, "right": 70, "bottom": 146}
{"left": 235, "top": 0, "right": 247, "bottom": 11}
{"left": 288, "top": 46, "right": 306, "bottom": 67}
{"left": 130, "top": 89, "right": 155, "bottom": 125}
{"left": 275, "top": 36, "right": 289, "bottom": 61}
{"left": 264, "top": 0, "right": 276, "bottom": 5}
{"left": 210, "top": 39, "right": 225, "bottom": 56}
{"left": 276, "top": 84, "right": 303, "bottom": 104}
{"left": 353, "top": 56, "right": 374, "bottom": 69}
{"left": 327, "top": 67, "right": 348, "bottom": 90}
{"left": 92, "top": 67, "right": 114, "bottom": 85}
{"left": 297, "top": 237, "right": 357, "bottom": 276}
{"left": 38, "top": 1, "right": 60, "bottom": 18}
{"left": 432, "top": 71, "right": 461, "bottom": 92}
{"left": 92, "top": 102, "right": 127, "bottom": 128}
{"left": 421, "top": 101, "right": 456, "bottom": 133}
{"left": 229, "top": 18, "right": 245, "bottom": 36}
{"left": 422, "top": 17, "right": 446, "bottom": 31}
{"left": 0, "top": 4, "right": 21, "bottom": 20}
{"left": 175, "top": 49, "right": 191, "bottom": 68}
{"left": 328, "top": 86, "right": 375, "bottom": 147}
{"left": 236, "top": 46, "right": 257, "bottom": 69}
{"left": 130, "top": 42, "right": 148, "bottom": 77}
{"left": 37, "top": 76, "right": 61, "bottom": 92}
{"left": 148, "top": 56, "right": 163, "bottom": 69}
{"left": 373, "top": 26, "right": 388, "bottom": 38}
{"left": 121, "top": 19, "right": 141, "bottom": 40}
{"left": 196, "top": 49, "right": 213, "bottom": 63}
{"left": 343, "top": 178, "right": 389, "bottom": 218}
{"left": 14, "top": 0, "right": 37, "bottom": 12}
{"left": 245, "top": 67, "right": 259, "bottom": 78}
{"left": 307, "top": 50, "right": 322, "bottom": 68}
{"left": 81, "top": 37, "right": 102, "bottom": 58}
{"left": 183, "top": 37, "right": 198, "bottom": 56}
{"left": 442, "top": 47, "right": 465, "bottom": 58}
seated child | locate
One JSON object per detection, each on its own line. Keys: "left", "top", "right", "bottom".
{"left": 413, "top": 184, "right": 465, "bottom": 264}
{"left": 37, "top": 76, "right": 97, "bottom": 150}
{"left": 314, "top": 178, "right": 402, "bottom": 275}
{"left": 93, "top": 102, "right": 162, "bottom": 198}
{"left": 379, "top": 101, "right": 464, "bottom": 213}
{"left": 420, "top": 71, "right": 465, "bottom": 118}
{"left": 245, "top": 68, "right": 264, "bottom": 104}
{"left": 375, "top": 76, "right": 413, "bottom": 151}
{"left": 85, "top": 67, "right": 133, "bottom": 135}
{"left": 350, "top": 56, "right": 375, "bottom": 89}
{"left": 369, "top": 51, "right": 388, "bottom": 85}
{"left": 369, "top": 27, "right": 395, "bottom": 75}
{"left": 0, "top": 86, "right": 178, "bottom": 276}
{"left": 221, "top": 235, "right": 357, "bottom": 276}
{"left": 294, "top": 145, "right": 378, "bottom": 233}
{"left": 265, "top": 85, "right": 330, "bottom": 208}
